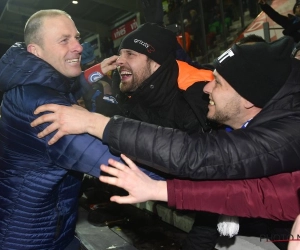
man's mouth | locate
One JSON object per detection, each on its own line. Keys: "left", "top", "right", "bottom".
{"left": 66, "top": 59, "right": 80, "bottom": 64}
{"left": 120, "top": 69, "right": 132, "bottom": 80}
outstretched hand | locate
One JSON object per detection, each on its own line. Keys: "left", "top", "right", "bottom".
{"left": 31, "top": 104, "right": 97, "bottom": 145}
{"left": 99, "top": 154, "right": 168, "bottom": 204}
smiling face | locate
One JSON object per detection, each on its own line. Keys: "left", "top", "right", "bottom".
{"left": 116, "top": 49, "right": 159, "bottom": 93}
{"left": 203, "top": 70, "right": 246, "bottom": 129}
{"left": 27, "top": 15, "right": 82, "bottom": 78}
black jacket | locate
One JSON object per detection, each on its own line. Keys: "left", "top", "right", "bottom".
{"left": 260, "top": 3, "right": 300, "bottom": 42}
{"left": 118, "top": 55, "right": 211, "bottom": 133}
{"left": 103, "top": 58, "right": 300, "bottom": 180}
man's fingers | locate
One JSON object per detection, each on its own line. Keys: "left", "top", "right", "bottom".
{"left": 99, "top": 176, "right": 117, "bottom": 186}
{"left": 110, "top": 195, "right": 137, "bottom": 204}
{"left": 105, "top": 55, "right": 118, "bottom": 64}
{"left": 101, "top": 56, "right": 118, "bottom": 71}
{"left": 35, "top": 123, "right": 67, "bottom": 144}
{"left": 99, "top": 171, "right": 119, "bottom": 186}
{"left": 101, "top": 62, "right": 117, "bottom": 74}
{"left": 47, "top": 132, "right": 65, "bottom": 145}
{"left": 107, "top": 158, "right": 131, "bottom": 172}
{"left": 120, "top": 154, "right": 138, "bottom": 170}
{"left": 36, "top": 123, "right": 57, "bottom": 138}
{"left": 31, "top": 113, "right": 54, "bottom": 127}
{"left": 33, "top": 104, "right": 59, "bottom": 115}
{"left": 100, "top": 164, "right": 121, "bottom": 178}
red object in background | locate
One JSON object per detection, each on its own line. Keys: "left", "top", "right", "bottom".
{"left": 111, "top": 18, "right": 138, "bottom": 41}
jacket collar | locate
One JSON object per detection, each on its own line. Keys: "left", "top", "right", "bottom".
{"left": 0, "top": 42, "right": 73, "bottom": 93}
{"left": 126, "top": 55, "right": 179, "bottom": 108}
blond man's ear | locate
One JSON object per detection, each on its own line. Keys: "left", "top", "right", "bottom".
{"left": 27, "top": 44, "right": 41, "bottom": 57}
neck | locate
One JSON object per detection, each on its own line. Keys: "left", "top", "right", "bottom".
{"left": 229, "top": 107, "right": 261, "bottom": 130}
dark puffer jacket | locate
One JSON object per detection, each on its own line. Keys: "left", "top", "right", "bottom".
{"left": 118, "top": 55, "right": 213, "bottom": 134}
{"left": 0, "top": 43, "right": 120, "bottom": 250}
{"left": 104, "top": 58, "right": 300, "bottom": 180}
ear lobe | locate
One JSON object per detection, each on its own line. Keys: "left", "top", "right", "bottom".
{"left": 244, "top": 99, "right": 254, "bottom": 109}
{"left": 150, "top": 60, "right": 160, "bottom": 72}
{"left": 27, "top": 44, "right": 40, "bottom": 57}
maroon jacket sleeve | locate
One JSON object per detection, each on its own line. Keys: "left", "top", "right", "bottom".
{"left": 167, "top": 171, "right": 300, "bottom": 221}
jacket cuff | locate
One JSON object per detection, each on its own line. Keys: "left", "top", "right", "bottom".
{"left": 102, "top": 118, "right": 114, "bottom": 144}
{"left": 167, "top": 180, "right": 176, "bottom": 208}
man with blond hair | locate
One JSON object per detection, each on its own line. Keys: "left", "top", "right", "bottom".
{"left": 0, "top": 9, "right": 123, "bottom": 249}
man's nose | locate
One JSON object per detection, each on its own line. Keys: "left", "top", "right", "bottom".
{"left": 203, "top": 79, "right": 214, "bottom": 94}
{"left": 73, "top": 40, "right": 83, "bottom": 53}
{"left": 116, "top": 55, "right": 126, "bottom": 66}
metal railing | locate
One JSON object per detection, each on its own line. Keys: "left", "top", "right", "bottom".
{"left": 263, "top": 22, "right": 284, "bottom": 42}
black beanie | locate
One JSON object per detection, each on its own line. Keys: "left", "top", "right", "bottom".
{"left": 118, "top": 23, "right": 177, "bottom": 65}
{"left": 213, "top": 36, "right": 293, "bottom": 108}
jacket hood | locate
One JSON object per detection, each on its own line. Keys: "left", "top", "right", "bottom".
{"left": 250, "top": 58, "right": 300, "bottom": 127}
{"left": 0, "top": 42, "right": 72, "bottom": 93}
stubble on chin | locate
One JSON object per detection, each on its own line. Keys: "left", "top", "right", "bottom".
{"left": 119, "top": 82, "right": 133, "bottom": 93}
{"left": 208, "top": 112, "right": 230, "bottom": 126}
{"left": 119, "top": 80, "right": 140, "bottom": 93}
{"left": 119, "top": 82, "right": 126, "bottom": 92}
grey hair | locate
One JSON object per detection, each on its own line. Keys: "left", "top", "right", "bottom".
{"left": 24, "top": 9, "right": 72, "bottom": 47}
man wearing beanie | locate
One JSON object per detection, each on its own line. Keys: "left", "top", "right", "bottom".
{"left": 111, "top": 22, "right": 214, "bottom": 133}
{"left": 259, "top": 0, "right": 300, "bottom": 42}
{"left": 99, "top": 36, "right": 297, "bottom": 249}
{"left": 82, "top": 22, "right": 217, "bottom": 249}
{"left": 212, "top": 35, "right": 292, "bottom": 110}
{"left": 103, "top": 34, "right": 299, "bottom": 249}
{"left": 83, "top": 23, "right": 214, "bottom": 130}
{"left": 31, "top": 35, "right": 300, "bottom": 249}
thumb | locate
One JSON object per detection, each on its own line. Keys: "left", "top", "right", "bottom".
{"left": 110, "top": 195, "right": 137, "bottom": 204}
